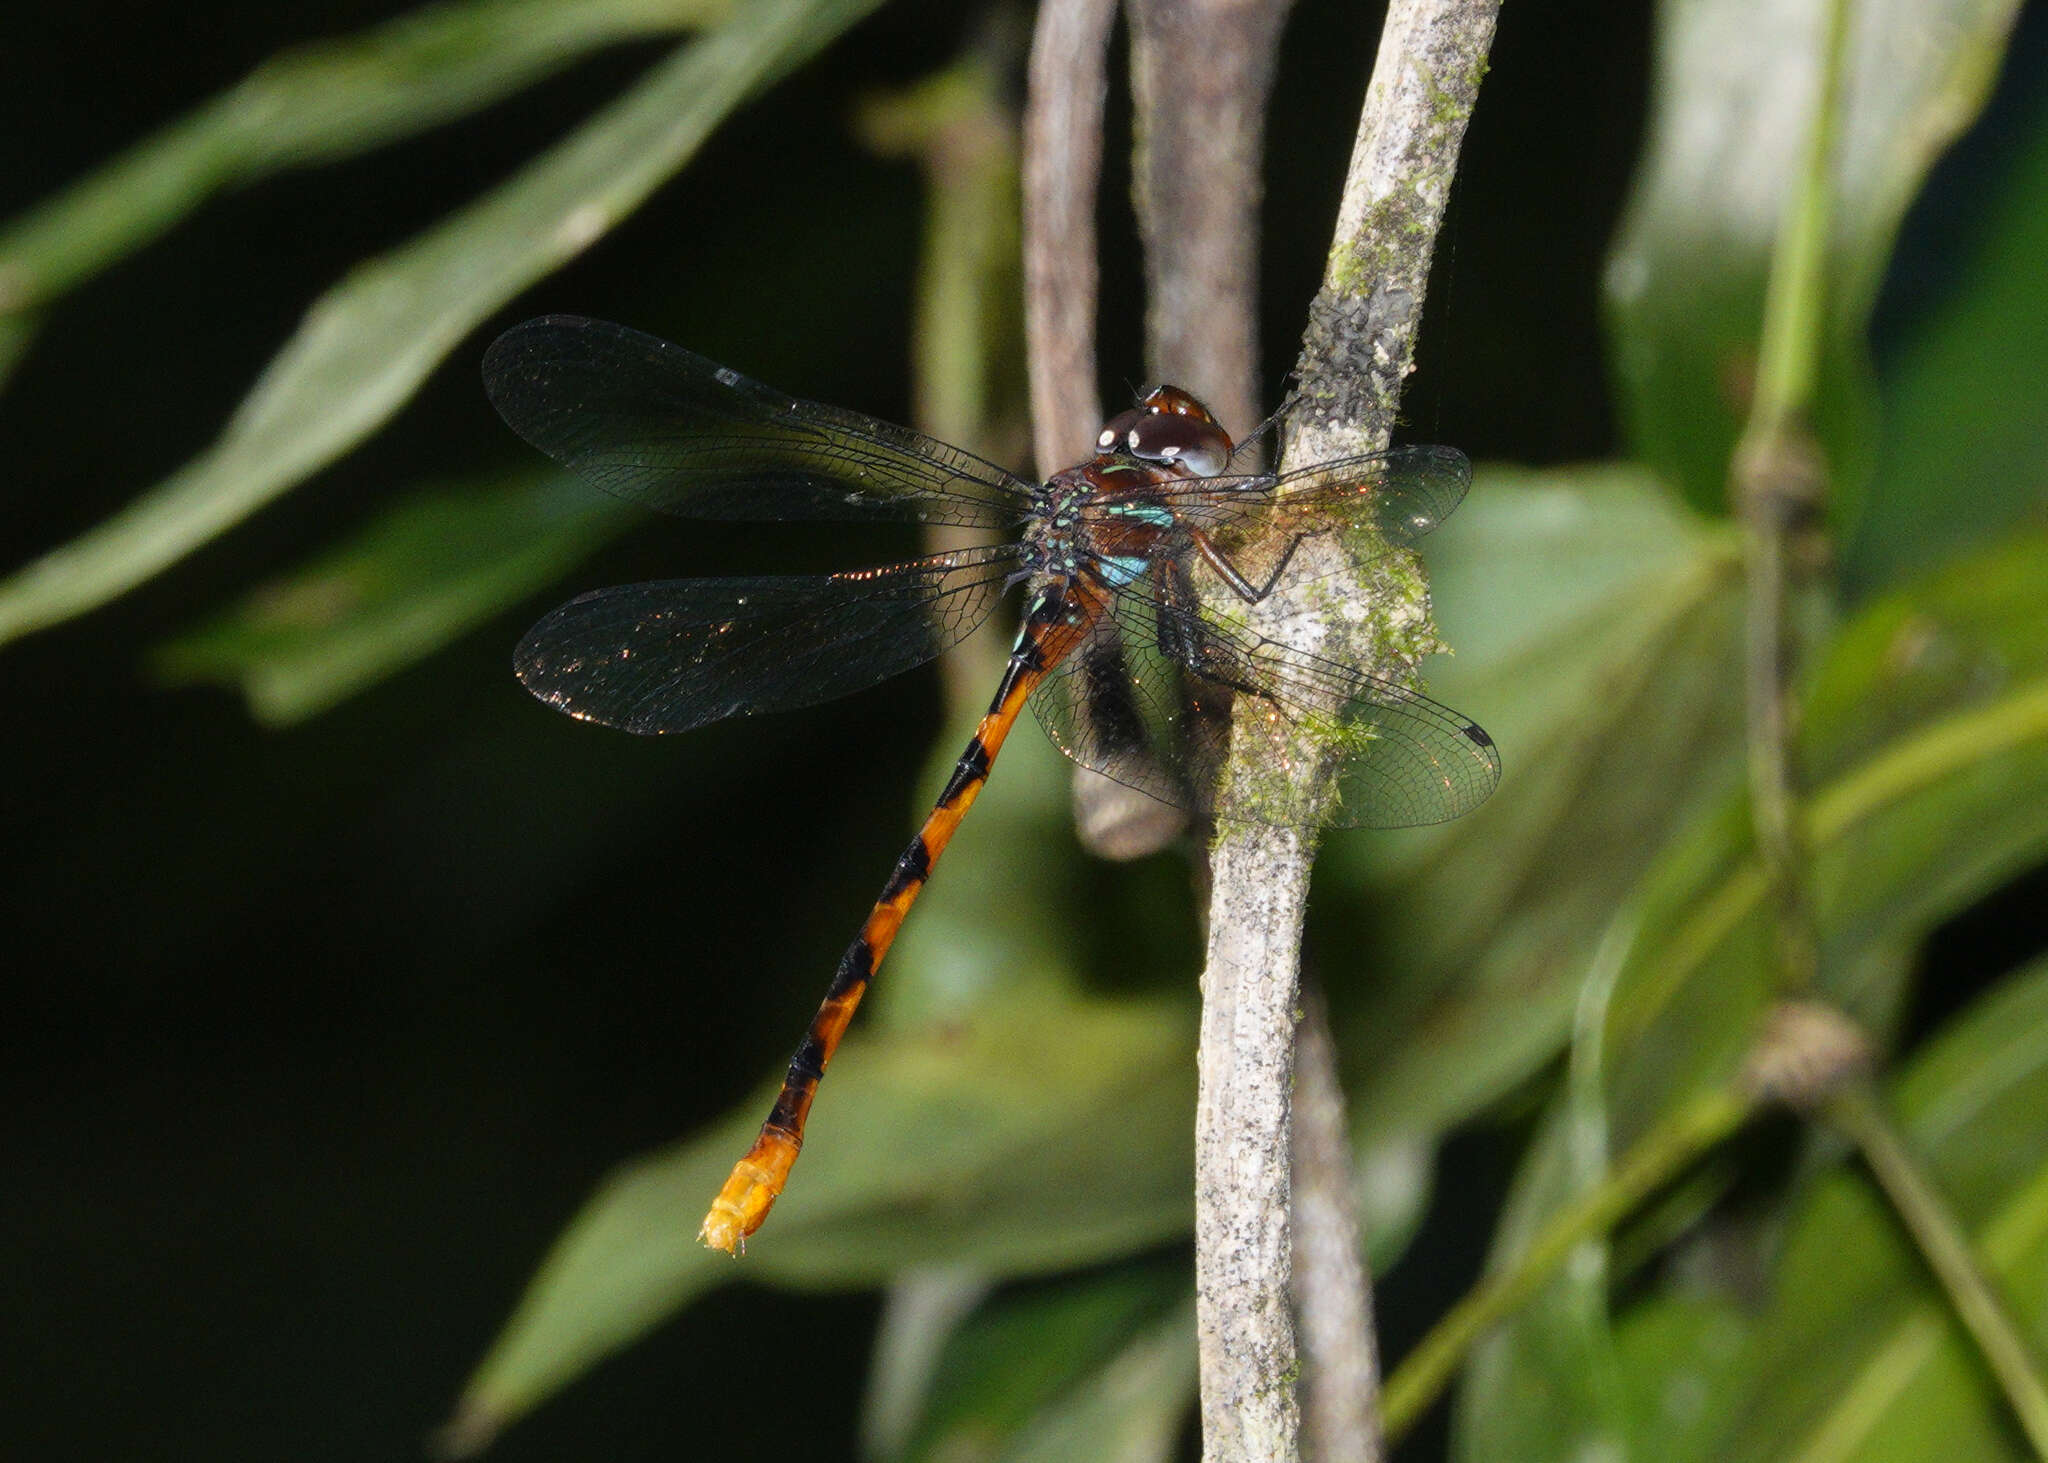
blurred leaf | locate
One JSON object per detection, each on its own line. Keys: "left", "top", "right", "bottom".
{"left": 0, "top": 315, "right": 31, "bottom": 383}
{"left": 0, "top": 0, "right": 720, "bottom": 332}
{"left": 1611, "top": 1293, "right": 1752, "bottom": 1460}
{"left": 1604, "top": 0, "right": 2021, "bottom": 519}
{"left": 1624, "top": 955, "right": 2048, "bottom": 1461}
{"left": 1457, "top": 528, "right": 2048, "bottom": 1460}
{"left": 1453, "top": 1096, "right": 1632, "bottom": 1462}
{"left": 1608, "top": 530, "right": 2048, "bottom": 1145}
{"left": 151, "top": 473, "right": 621, "bottom": 724}
{"left": 890, "top": 1261, "right": 1192, "bottom": 1463}
{"left": 450, "top": 988, "right": 1198, "bottom": 1448}
{"left": 862, "top": 1268, "right": 995, "bottom": 1460}
{"left": 987, "top": 1300, "right": 1194, "bottom": 1463}
{"left": 1803, "top": 527, "right": 2048, "bottom": 781}
{"left": 1845, "top": 91, "right": 2048, "bottom": 594}
{"left": 1322, "top": 463, "right": 1745, "bottom": 1143}
{"left": 0, "top": 0, "right": 883, "bottom": 649}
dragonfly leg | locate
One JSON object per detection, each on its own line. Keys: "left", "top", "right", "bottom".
{"left": 1154, "top": 559, "right": 1274, "bottom": 704}
{"left": 1225, "top": 391, "right": 1301, "bottom": 471}
{"left": 1191, "top": 528, "right": 1308, "bottom": 604}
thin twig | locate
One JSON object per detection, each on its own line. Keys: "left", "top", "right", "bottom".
{"left": 1381, "top": 1085, "right": 1755, "bottom": 1443}
{"left": 1193, "top": 4, "right": 1498, "bottom": 1459}
{"left": 1728, "top": 0, "right": 2048, "bottom": 1442}
{"left": 1730, "top": 0, "right": 1847, "bottom": 995}
{"left": 1126, "top": 0, "right": 1293, "bottom": 442}
{"left": 1195, "top": 825, "right": 1314, "bottom": 1461}
{"left": 1023, "top": 0, "right": 1117, "bottom": 476}
{"left": 1028, "top": 0, "right": 1165, "bottom": 862}
{"left": 1830, "top": 1085, "right": 2048, "bottom": 1454}
{"left": 1095, "top": 0, "right": 1295, "bottom": 866}
{"left": 1293, "top": 990, "right": 1383, "bottom": 1463}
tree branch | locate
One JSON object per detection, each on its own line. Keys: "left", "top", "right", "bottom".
{"left": 1023, "top": 0, "right": 1117, "bottom": 476}
{"left": 1193, "top": 3, "right": 1499, "bottom": 1458}
{"left": 1127, "top": 0, "right": 1293, "bottom": 442}
{"left": 1293, "top": 989, "right": 1384, "bottom": 1463}
{"left": 1097, "top": 0, "right": 1297, "bottom": 865}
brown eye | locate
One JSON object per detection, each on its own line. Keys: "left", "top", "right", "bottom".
{"left": 1126, "top": 411, "right": 1232, "bottom": 476}
{"left": 1096, "top": 408, "right": 1145, "bottom": 454}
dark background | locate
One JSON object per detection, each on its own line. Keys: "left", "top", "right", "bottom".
{"left": 2, "top": 1, "right": 2039, "bottom": 1458}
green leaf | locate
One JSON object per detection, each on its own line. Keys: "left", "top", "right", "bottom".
{"left": 1322, "top": 463, "right": 1745, "bottom": 1145}
{"left": 1458, "top": 528, "right": 2048, "bottom": 1458}
{"left": 151, "top": 473, "right": 622, "bottom": 724}
{"left": 1612, "top": 1293, "right": 1752, "bottom": 1460}
{"left": 862, "top": 1269, "right": 996, "bottom": 1460}
{"left": 1604, "top": 0, "right": 2022, "bottom": 519}
{"left": 1637, "top": 956, "right": 2048, "bottom": 1461}
{"left": 881, "top": 1115, "right": 1434, "bottom": 1458}
{"left": 1845, "top": 93, "right": 2048, "bottom": 594}
{"left": 986, "top": 1300, "right": 1194, "bottom": 1463}
{"left": 450, "top": 988, "right": 1198, "bottom": 1448}
{"left": 0, "top": 0, "right": 719, "bottom": 329}
{"left": 891, "top": 1262, "right": 1194, "bottom": 1463}
{"left": 0, "top": 0, "right": 882, "bottom": 649}
{"left": 1454, "top": 1099, "right": 1631, "bottom": 1463}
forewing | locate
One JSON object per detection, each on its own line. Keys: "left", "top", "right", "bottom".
{"left": 516, "top": 545, "right": 1022, "bottom": 735}
{"left": 484, "top": 316, "right": 1033, "bottom": 528}
{"left": 1155, "top": 445, "right": 1472, "bottom": 551}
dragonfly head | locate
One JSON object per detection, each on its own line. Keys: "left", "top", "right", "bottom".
{"left": 1095, "top": 386, "right": 1233, "bottom": 478}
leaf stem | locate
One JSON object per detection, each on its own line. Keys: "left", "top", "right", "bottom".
{"left": 1827, "top": 1083, "right": 2048, "bottom": 1458}
{"left": 1381, "top": 1084, "right": 1755, "bottom": 1442}
{"left": 1731, "top": 0, "right": 1852, "bottom": 998}
{"left": 1746, "top": 0, "right": 1851, "bottom": 439}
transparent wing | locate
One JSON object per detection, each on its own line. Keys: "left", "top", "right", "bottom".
{"left": 1150, "top": 445, "right": 1472, "bottom": 551}
{"left": 484, "top": 316, "right": 1036, "bottom": 528}
{"left": 516, "top": 544, "right": 1024, "bottom": 735}
{"left": 1029, "top": 611, "right": 1215, "bottom": 815}
{"left": 1031, "top": 562, "right": 1499, "bottom": 829}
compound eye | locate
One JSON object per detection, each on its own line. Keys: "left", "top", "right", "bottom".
{"left": 1096, "top": 408, "right": 1145, "bottom": 454}
{"left": 1126, "top": 410, "right": 1232, "bottom": 476}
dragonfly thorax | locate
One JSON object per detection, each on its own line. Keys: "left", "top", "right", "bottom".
{"left": 1022, "top": 461, "right": 1181, "bottom": 592}
{"left": 1023, "top": 386, "right": 1235, "bottom": 591}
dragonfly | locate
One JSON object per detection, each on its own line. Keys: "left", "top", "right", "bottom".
{"left": 483, "top": 314, "right": 1500, "bottom": 1253}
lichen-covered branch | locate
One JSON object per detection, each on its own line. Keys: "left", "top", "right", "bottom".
{"left": 1293, "top": 0, "right": 1499, "bottom": 445}
{"left": 1193, "top": 3, "right": 1500, "bottom": 1459}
